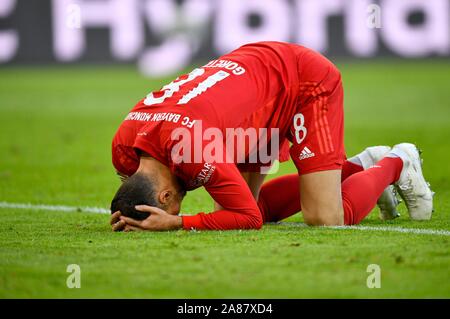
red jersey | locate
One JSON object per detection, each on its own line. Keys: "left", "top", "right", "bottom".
{"left": 112, "top": 41, "right": 345, "bottom": 230}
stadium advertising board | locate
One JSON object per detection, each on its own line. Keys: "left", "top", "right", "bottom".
{"left": 0, "top": 0, "right": 448, "bottom": 76}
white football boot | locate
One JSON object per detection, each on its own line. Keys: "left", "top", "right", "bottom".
{"left": 376, "top": 185, "right": 401, "bottom": 220}
{"left": 389, "top": 143, "right": 434, "bottom": 220}
{"left": 354, "top": 146, "right": 401, "bottom": 220}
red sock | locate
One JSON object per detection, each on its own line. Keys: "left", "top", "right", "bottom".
{"left": 258, "top": 174, "right": 300, "bottom": 222}
{"left": 258, "top": 160, "right": 364, "bottom": 222}
{"left": 341, "top": 161, "right": 364, "bottom": 181}
{"left": 342, "top": 157, "right": 403, "bottom": 225}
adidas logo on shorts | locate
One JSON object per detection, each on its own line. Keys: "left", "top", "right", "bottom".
{"left": 299, "top": 146, "right": 315, "bottom": 160}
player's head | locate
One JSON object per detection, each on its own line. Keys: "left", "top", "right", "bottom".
{"left": 110, "top": 167, "right": 186, "bottom": 220}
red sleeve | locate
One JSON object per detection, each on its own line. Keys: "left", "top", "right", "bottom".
{"left": 133, "top": 122, "right": 263, "bottom": 231}
{"left": 180, "top": 162, "right": 263, "bottom": 231}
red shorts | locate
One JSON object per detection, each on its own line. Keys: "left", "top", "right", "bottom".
{"left": 289, "top": 50, "right": 346, "bottom": 175}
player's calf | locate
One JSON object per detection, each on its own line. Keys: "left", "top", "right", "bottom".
{"left": 351, "top": 146, "right": 401, "bottom": 220}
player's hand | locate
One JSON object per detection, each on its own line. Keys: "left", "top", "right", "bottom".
{"left": 111, "top": 211, "right": 127, "bottom": 231}
{"left": 118, "top": 205, "right": 183, "bottom": 231}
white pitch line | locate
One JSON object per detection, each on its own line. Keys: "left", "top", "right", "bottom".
{"left": 328, "top": 225, "right": 450, "bottom": 236}
{"left": 267, "top": 222, "right": 450, "bottom": 236}
{"left": 0, "top": 201, "right": 110, "bottom": 214}
{"left": 0, "top": 201, "right": 449, "bottom": 236}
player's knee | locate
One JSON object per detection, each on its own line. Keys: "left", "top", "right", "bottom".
{"left": 303, "top": 210, "right": 343, "bottom": 226}
{"left": 250, "top": 213, "right": 264, "bottom": 230}
{"left": 303, "top": 215, "right": 324, "bottom": 226}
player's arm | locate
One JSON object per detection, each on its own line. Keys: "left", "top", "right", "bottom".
{"left": 116, "top": 163, "right": 263, "bottom": 231}
{"left": 123, "top": 128, "right": 263, "bottom": 231}
{"left": 214, "top": 170, "right": 267, "bottom": 211}
{"left": 116, "top": 162, "right": 265, "bottom": 231}
{"left": 182, "top": 162, "right": 264, "bottom": 230}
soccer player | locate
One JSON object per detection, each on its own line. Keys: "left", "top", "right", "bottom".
{"left": 109, "top": 41, "right": 434, "bottom": 232}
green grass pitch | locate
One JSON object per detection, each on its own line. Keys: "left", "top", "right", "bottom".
{"left": 0, "top": 61, "right": 449, "bottom": 298}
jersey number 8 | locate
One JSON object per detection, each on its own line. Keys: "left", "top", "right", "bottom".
{"left": 293, "top": 113, "right": 307, "bottom": 145}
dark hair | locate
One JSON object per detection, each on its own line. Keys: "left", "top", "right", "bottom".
{"left": 110, "top": 173, "right": 159, "bottom": 220}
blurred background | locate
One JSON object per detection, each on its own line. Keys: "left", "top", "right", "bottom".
{"left": 1, "top": 0, "right": 450, "bottom": 299}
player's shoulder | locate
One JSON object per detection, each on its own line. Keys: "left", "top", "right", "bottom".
{"left": 232, "top": 41, "right": 301, "bottom": 56}
{"left": 223, "top": 41, "right": 304, "bottom": 70}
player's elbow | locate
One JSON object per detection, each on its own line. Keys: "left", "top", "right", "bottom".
{"left": 252, "top": 217, "right": 263, "bottom": 230}
{"left": 247, "top": 210, "right": 263, "bottom": 230}
{"left": 304, "top": 216, "right": 334, "bottom": 226}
